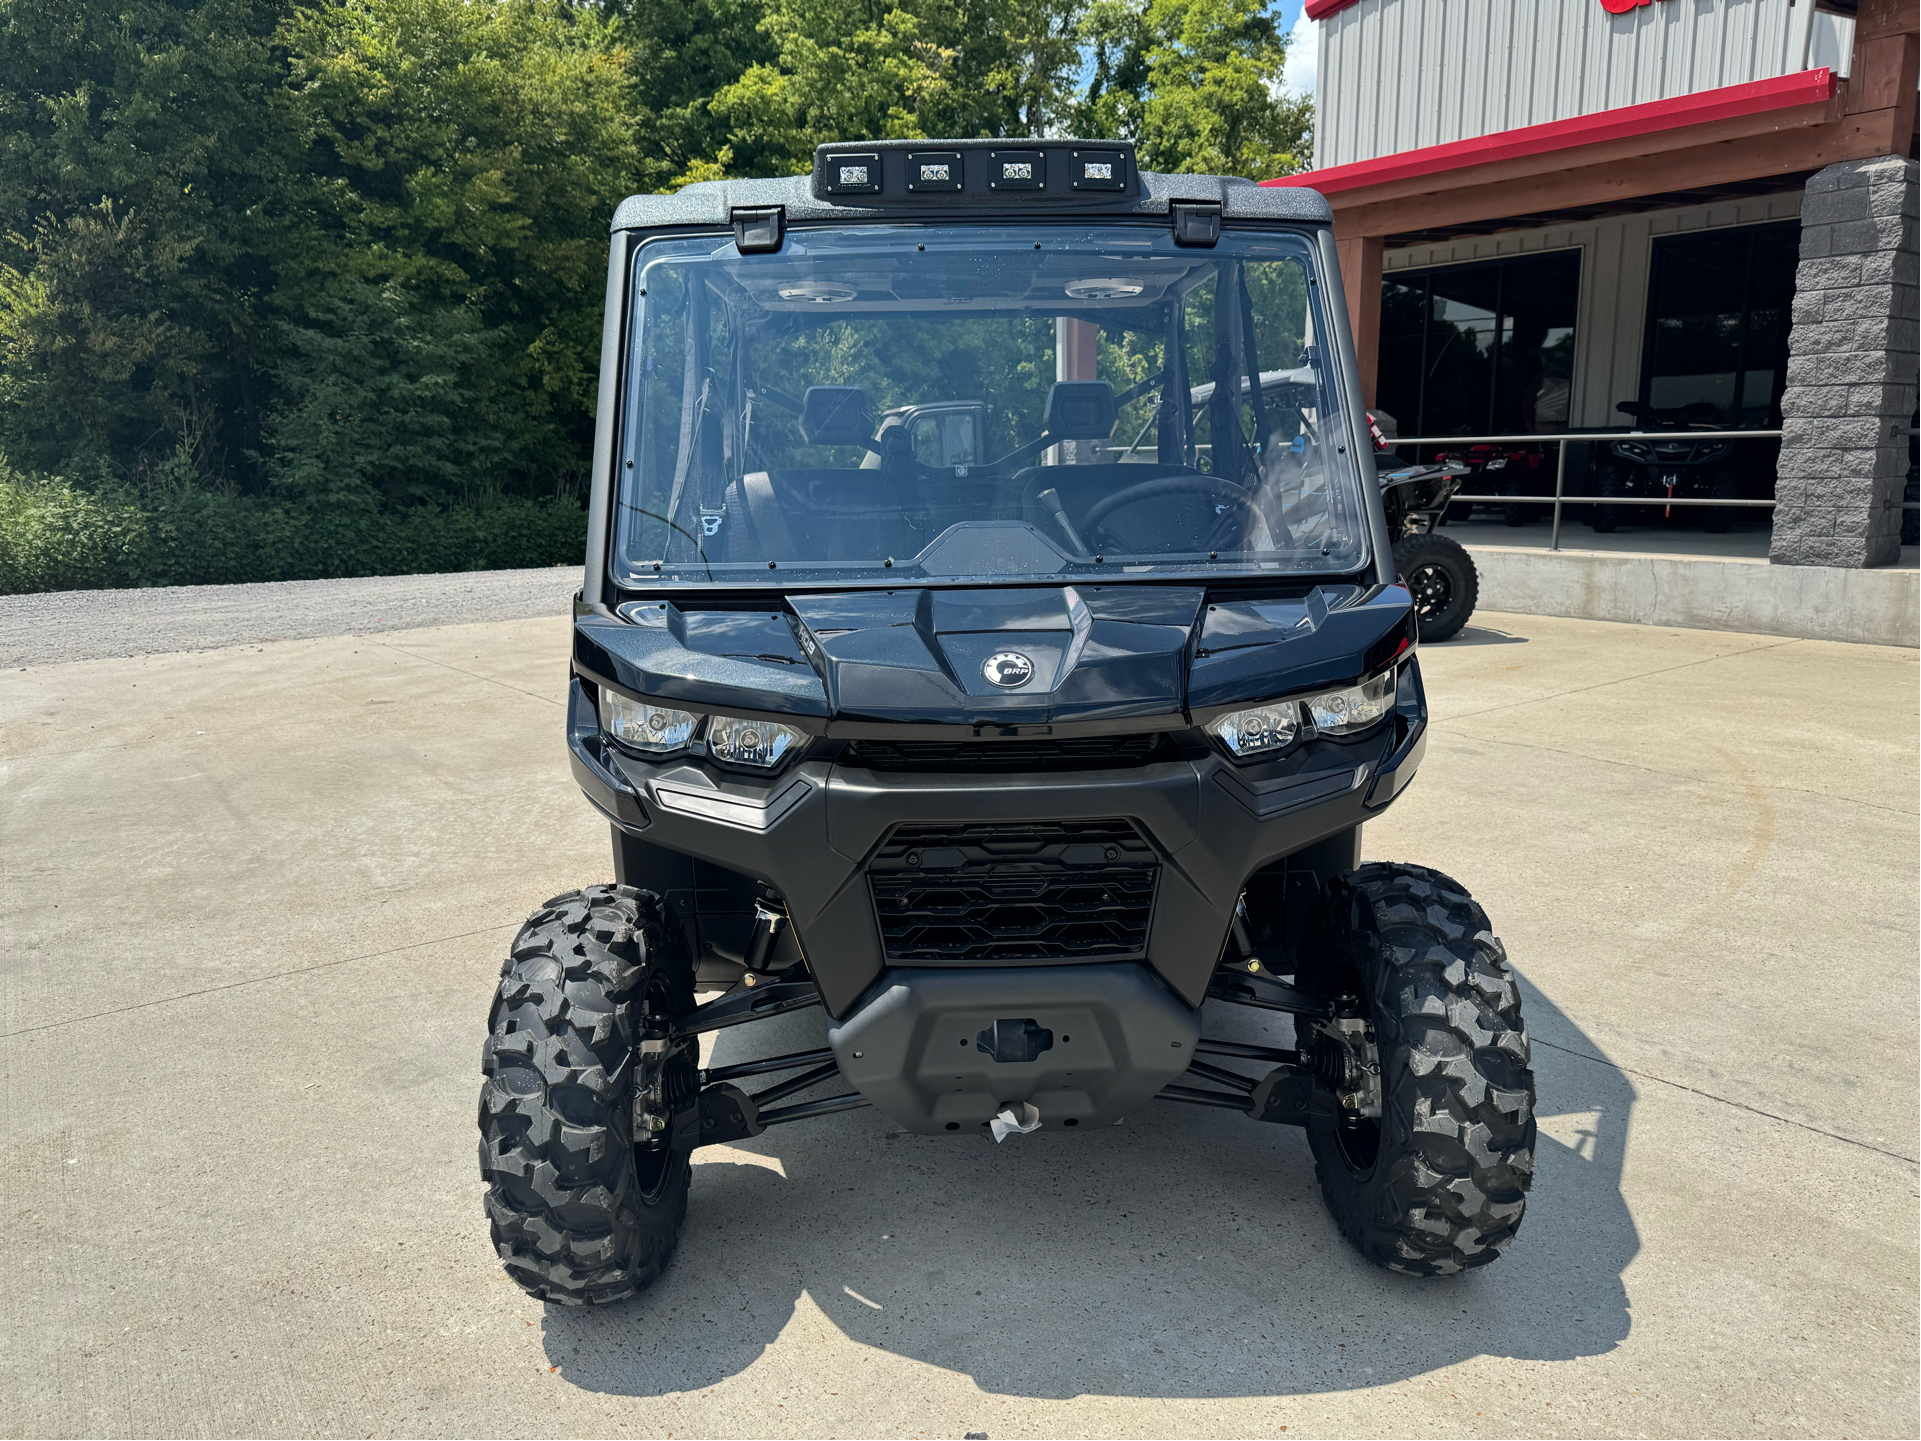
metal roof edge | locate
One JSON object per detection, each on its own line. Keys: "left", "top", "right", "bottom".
{"left": 1262, "top": 67, "right": 1837, "bottom": 197}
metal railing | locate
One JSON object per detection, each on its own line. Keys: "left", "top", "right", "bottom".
{"left": 1381, "top": 428, "right": 1785, "bottom": 551}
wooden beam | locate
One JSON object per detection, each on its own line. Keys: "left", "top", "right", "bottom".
{"left": 1845, "top": 22, "right": 1918, "bottom": 149}
{"left": 1855, "top": 0, "right": 1920, "bottom": 43}
{"left": 1335, "top": 234, "right": 1383, "bottom": 410}
{"left": 1331, "top": 111, "right": 1912, "bottom": 242}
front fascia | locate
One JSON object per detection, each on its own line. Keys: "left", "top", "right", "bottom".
{"left": 569, "top": 685, "right": 1411, "bottom": 1016}
{"left": 567, "top": 627, "right": 1427, "bottom": 1017}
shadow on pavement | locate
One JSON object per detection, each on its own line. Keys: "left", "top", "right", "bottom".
{"left": 1444, "top": 625, "right": 1531, "bottom": 647}
{"left": 541, "top": 971, "right": 1636, "bottom": 1401}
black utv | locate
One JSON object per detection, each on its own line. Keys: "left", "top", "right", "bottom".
{"left": 478, "top": 140, "right": 1536, "bottom": 1304}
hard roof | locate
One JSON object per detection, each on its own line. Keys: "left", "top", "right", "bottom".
{"left": 610, "top": 139, "right": 1333, "bottom": 232}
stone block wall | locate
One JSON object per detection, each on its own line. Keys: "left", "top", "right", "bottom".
{"left": 1771, "top": 155, "right": 1919, "bottom": 568}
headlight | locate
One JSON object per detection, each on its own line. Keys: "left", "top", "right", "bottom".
{"left": 1211, "top": 704, "right": 1301, "bottom": 759}
{"left": 598, "top": 690, "right": 698, "bottom": 754}
{"left": 1305, "top": 671, "right": 1395, "bottom": 735}
{"left": 706, "top": 714, "right": 806, "bottom": 769}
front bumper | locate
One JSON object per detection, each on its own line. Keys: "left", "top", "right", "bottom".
{"left": 567, "top": 660, "right": 1427, "bottom": 1017}
{"left": 826, "top": 962, "right": 1200, "bottom": 1133}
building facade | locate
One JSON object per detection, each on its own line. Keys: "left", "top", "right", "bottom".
{"left": 1269, "top": 0, "right": 1918, "bottom": 568}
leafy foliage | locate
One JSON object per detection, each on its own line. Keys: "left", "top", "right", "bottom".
{"left": 0, "top": 0, "right": 1309, "bottom": 592}
{"left": 1079, "top": 0, "right": 1310, "bottom": 178}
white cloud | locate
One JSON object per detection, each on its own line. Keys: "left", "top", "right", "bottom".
{"left": 1282, "top": 8, "right": 1318, "bottom": 99}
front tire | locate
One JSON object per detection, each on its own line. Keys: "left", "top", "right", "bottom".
{"left": 478, "top": 885, "right": 696, "bottom": 1304}
{"left": 1394, "top": 532, "right": 1478, "bottom": 643}
{"left": 1295, "top": 864, "right": 1536, "bottom": 1276}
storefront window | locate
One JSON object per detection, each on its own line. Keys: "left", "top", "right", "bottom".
{"left": 1377, "top": 250, "right": 1580, "bottom": 438}
{"left": 1640, "top": 221, "right": 1798, "bottom": 428}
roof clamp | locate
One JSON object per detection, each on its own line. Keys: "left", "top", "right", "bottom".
{"left": 733, "top": 206, "right": 786, "bottom": 254}
{"left": 1170, "top": 201, "right": 1222, "bottom": 248}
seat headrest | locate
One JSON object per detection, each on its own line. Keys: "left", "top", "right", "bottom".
{"left": 1043, "top": 381, "right": 1118, "bottom": 441}
{"left": 800, "top": 386, "right": 873, "bottom": 446}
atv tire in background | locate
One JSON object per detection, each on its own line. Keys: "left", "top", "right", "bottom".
{"left": 1294, "top": 863, "right": 1535, "bottom": 1275}
{"left": 1702, "top": 465, "right": 1739, "bottom": 534}
{"left": 478, "top": 885, "right": 697, "bottom": 1304}
{"left": 1591, "top": 466, "right": 1623, "bottom": 533}
{"left": 1393, "top": 532, "right": 1478, "bottom": 642}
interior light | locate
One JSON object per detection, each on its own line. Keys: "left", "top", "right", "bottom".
{"left": 778, "top": 283, "right": 859, "bottom": 303}
{"left": 1065, "top": 279, "right": 1144, "bottom": 299}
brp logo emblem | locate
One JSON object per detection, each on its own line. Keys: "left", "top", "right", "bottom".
{"left": 983, "top": 652, "right": 1035, "bottom": 688}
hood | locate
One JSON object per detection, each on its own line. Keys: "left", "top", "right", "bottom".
{"left": 574, "top": 582, "right": 1409, "bottom": 729}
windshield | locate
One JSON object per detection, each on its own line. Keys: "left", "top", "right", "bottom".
{"left": 613, "top": 224, "right": 1369, "bottom": 589}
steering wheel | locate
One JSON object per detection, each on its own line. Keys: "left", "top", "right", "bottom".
{"left": 1079, "top": 475, "right": 1265, "bottom": 550}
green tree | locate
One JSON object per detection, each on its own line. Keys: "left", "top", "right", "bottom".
{"left": 259, "top": 279, "right": 501, "bottom": 510}
{"left": 710, "top": 0, "right": 1087, "bottom": 175}
{"left": 1077, "top": 0, "right": 1309, "bottom": 179}
{"left": 609, "top": 0, "right": 775, "bottom": 189}
{"left": 0, "top": 0, "right": 286, "bottom": 481}
{"left": 271, "top": 0, "right": 644, "bottom": 490}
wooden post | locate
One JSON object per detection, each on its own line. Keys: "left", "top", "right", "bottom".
{"left": 1335, "top": 234, "right": 1384, "bottom": 410}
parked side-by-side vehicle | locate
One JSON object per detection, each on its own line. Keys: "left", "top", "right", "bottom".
{"left": 477, "top": 140, "right": 1536, "bottom": 1304}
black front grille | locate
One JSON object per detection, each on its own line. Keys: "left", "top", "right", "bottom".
{"left": 868, "top": 819, "right": 1159, "bottom": 962}
{"left": 840, "top": 734, "right": 1173, "bottom": 773}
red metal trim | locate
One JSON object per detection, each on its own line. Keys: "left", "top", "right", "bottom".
{"left": 1265, "top": 68, "right": 1836, "bottom": 195}
{"left": 1304, "top": 0, "right": 1360, "bottom": 17}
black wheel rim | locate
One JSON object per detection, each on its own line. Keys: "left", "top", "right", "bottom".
{"left": 1406, "top": 561, "right": 1454, "bottom": 620}
{"left": 1334, "top": 1107, "right": 1382, "bottom": 1175}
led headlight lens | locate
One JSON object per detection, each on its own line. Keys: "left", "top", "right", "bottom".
{"left": 1211, "top": 704, "right": 1301, "bottom": 758}
{"left": 706, "top": 714, "right": 805, "bottom": 769}
{"left": 1304, "top": 671, "right": 1396, "bottom": 735}
{"left": 598, "top": 690, "right": 698, "bottom": 753}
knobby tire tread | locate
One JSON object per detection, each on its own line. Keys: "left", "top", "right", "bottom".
{"left": 477, "top": 884, "right": 693, "bottom": 1305}
{"left": 1300, "top": 862, "right": 1536, "bottom": 1276}
{"left": 1393, "top": 532, "right": 1478, "bottom": 643}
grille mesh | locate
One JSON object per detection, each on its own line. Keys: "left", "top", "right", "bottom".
{"left": 869, "top": 819, "right": 1158, "bottom": 962}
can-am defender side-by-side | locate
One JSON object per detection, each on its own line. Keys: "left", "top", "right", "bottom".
{"left": 477, "top": 141, "right": 1536, "bottom": 1304}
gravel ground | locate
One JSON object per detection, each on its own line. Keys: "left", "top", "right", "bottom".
{"left": 0, "top": 567, "right": 581, "bottom": 667}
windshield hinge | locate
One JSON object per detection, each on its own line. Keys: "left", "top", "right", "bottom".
{"left": 1170, "top": 202, "right": 1221, "bottom": 248}
{"left": 732, "top": 206, "right": 786, "bottom": 254}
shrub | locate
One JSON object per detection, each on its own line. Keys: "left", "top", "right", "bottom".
{"left": 0, "top": 467, "right": 586, "bottom": 595}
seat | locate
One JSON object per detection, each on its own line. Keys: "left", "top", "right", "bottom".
{"left": 725, "top": 468, "right": 932, "bottom": 565}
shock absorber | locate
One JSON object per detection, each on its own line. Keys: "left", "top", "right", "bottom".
{"left": 742, "top": 900, "right": 787, "bottom": 973}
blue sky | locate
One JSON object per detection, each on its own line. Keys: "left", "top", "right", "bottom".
{"left": 1279, "top": 0, "right": 1316, "bottom": 99}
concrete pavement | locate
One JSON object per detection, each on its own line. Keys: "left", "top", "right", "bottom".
{"left": 2, "top": 594, "right": 1915, "bottom": 1438}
